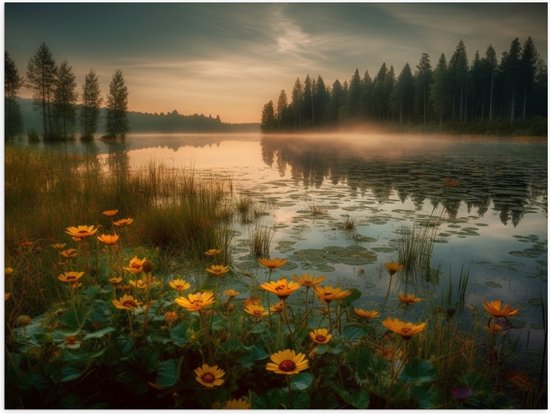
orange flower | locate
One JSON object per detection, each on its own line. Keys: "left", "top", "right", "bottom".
{"left": 109, "top": 276, "right": 123, "bottom": 285}
{"left": 113, "top": 218, "right": 134, "bottom": 227}
{"left": 97, "top": 234, "right": 119, "bottom": 245}
{"left": 59, "top": 248, "right": 78, "bottom": 258}
{"left": 65, "top": 225, "right": 98, "bottom": 239}
{"left": 384, "top": 262, "right": 404, "bottom": 276}
{"left": 315, "top": 286, "right": 351, "bottom": 303}
{"left": 261, "top": 278, "right": 301, "bottom": 300}
{"left": 223, "top": 398, "right": 250, "bottom": 409}
{"left": 123, "top": 256, "right": 147, "bottom": 274}
{"left": 58, "top": 271, "right": 85, "bottom": 283}
{"left": 258, "top": 257, "right": 288, "bottom": 270}
{"left": 168, "top": 279, "right": 191, "bottom": 292}
{"left": 292, "top": 273, "right": 326, "bottom": 287}
{"left": 164, "top": 311, "right": 178, "bottom": 324}
{"left": 175, "top": 291, "right": 215, "bottom": 312}
{"left": 102, "top": 209, "right": 119, "bottom": 217}
{"left": 270, "top": 301, "right": 285, "bottom": 314}
{"left": 354, "top": 308, "right": 380, "bottom": 320}
{"left": 483, "top": 299, "right": 519, "bottom": 318}
{"left": 206, "top": 264, "right": 230, "bottom": 277}
{"left": 128, "top": 279, "right": 147, "bottom": 289}
{"left": 224, "top": 289, "right": 240, "bottom": 298}
{"left": 51, "top": 243, "right": 66, "bottom": 249}
{"left": 244, "top": 296, "right": 261, "bottom": 306}
{"left": 244, "top": 303, "right": 269, "bottom": 318}
{"left": 383, "top": 317, "right": 426, "bottom": 339}
{"left": 398, "top": 293, "right": 422, "bottom": 305}
{"left": 266, "top": 349, "right": 308, "bottom": 375}
{"left": 309, "top": 328, "right": 332, "bottom": 344}
{"left": 205, "top": 248, "right": 222, "bottom": 256}
{"left": 112, "top": 294, "right": 142, "bottom": 311}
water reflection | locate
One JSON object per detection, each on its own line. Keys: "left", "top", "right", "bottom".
{"left": 260, "top": 134, "right": 547, "bottom": 226}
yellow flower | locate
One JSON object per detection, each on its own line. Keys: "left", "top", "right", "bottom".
{"left": 354, "top": 308, "right": 380, "bottom": 320}
{"left": 59, "top": 248, "right": 78, "bottom": 259}
{"left": 109, "top": 277, "right": 123, "bottom": 285}
{"left": 112, "top": 294, "right": 142, "bottom": 311}
{"left": 483, "top": 299, "right": 519, "bottom": 317}
{"left": 266, "top": 349, "right": 309, "bottom": 375}
{"left": 58, "top": 271, "right": 84, "bottom": 283}
{"left": 164, "top": 311, "right": 178, "bottom": 324}
{"left": 270, "top": 301, "right": 285, "bottom": 314}
{"left": 123, "top": 256, "right": 147, "bottom": 274}
{"left": 244, "top": 296, "right": 261, "bottom": 306}
{"left": 292, "top": 273, "right": 326, "bottom": 287}
{"left": 129, "top": 279, "right": 147, "bottom": 289}
{"left": 258, "top": 257, "right": 288, "bottom": 270}
{"left": 383, "top": 317, "right": 427, "bottom": 339}
{"left": 224, "top": 398, "right": 250, "bottom": 409}
{"left": 5, "top": 267, "right": 14, "bottom": 276}
{"left": 244, "top": 303, "right": 269, "bottom": 318}
{"left": 205, "top": 248, "right": 222, "bottom": 256}
{"left": 102, "top": 209, "right": 119, "bottom": 217}
{"left": 65, "top": 225, "right": 98, "bottom": 239}
{"left": 224, "top": 289, "right": 240, "bottom": 298}
{"left": 206, "top": 264, "right": 230, "bottom": 277}
{"left": 261, "top": 278, "right": 301, "bottom": 300}
{"left": 384, "top": 262, "right": 404, "bottom": 276}
{"left": 168, "top": 279, "right": 191, "bottom": 292}
{"left": 97, "top": 234, "right": 119, "bottom": 245}
{"left": 175, "top": 291, "right": 215, "bottom": 312}
{"left": 309, "top": 328, "right": 332, "bottom": 344}
{"left": 50, "top": 243, "right": 66, "bottom": 249}
{"left": 194, "top": 364, "right": 225, "bottom": 388}
{"left": 315, "top": 286, "right": 351, "bottom": 303}
{"left": 113, "top": 218, "right": 134, "bottom": 227}
{"left": 398, "top": 293, "right": 422, "bottom": 305}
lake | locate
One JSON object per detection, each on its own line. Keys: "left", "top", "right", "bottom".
{"left": 17, "top": 132, "right": 548, "bottom": 358}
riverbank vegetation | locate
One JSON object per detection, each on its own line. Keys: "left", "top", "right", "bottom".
{"left": 261, "top": 37, "right": 547, "bottom": 136}
{"left": 4, "top": 146, "right": 547, "bottom": 408}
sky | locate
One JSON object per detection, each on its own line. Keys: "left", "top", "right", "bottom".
{"left": 4, "top": 2, "right": 548, "bottom": 124}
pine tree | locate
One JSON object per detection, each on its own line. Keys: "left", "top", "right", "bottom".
{"left": 290, "top": 78, "right": 303, "bottom": 128}
{"left": 106, "top": 70, "right": 129, "bottom": 138}
{"left": 80, "top": 69, "right": 102, "bottom": 139}
{"left": 499, "top": 38, "right": 522, "bottom": 123}
{"left": 360, "top": 71, "right": 373, "bottom": 120}
{"left": 414, "top": 53, "right": 433, "bottom": 124}
{"left": 391, "top": 63, "right": 415, "bottom": 124}
{"left": 347, "top": 69, "right": 362, "bottom": 119}
{"left": 482, "top": 45, "right": 498, "bottom": 120}
{"left": 261, "top": 100, "right": 275, "bottom": 131}
{"left": 276, "top": 90, "right": 288, "bottom": 129}
{"left": 448, "top": 40, "right": 469, "bottom": 122}
{"left": 5, "top": 51, "right": 23, "bottom": 139}
{"left": 53, "top": 61, "right": 78, "bottom": 139}
{"left": 430, "top": 53, "right": 451, "bottom": 125}
{"left": 519, "top": 37, "right": 538, "bottom": 119}
{"left": 26, "top": 42, "right": 57, "bottom": 139}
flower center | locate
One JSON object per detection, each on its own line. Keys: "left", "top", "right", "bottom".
{"left": 66, "top": 275, "right": 77, "bottom": 281}
{"left": 401, "top": 327, "right": 412, "bottom": 334}
{"left": 278, "top": 360, "right": 296, "bottom": 372}
{"left": 123, "top": 300, "right": 137, "bottom": 308}
{"left": 201, "top": 372, "right": 215, "bottom": 383}
{"left": 315, "top": 335, "right": 327, "bottom": 343}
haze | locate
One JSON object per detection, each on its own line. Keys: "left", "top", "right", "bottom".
{"left": 4, "top": 3, "right": 547, "bottom": 124}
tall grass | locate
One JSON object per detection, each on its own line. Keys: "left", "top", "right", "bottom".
{"left": 5, "top": 147, "right": 235, "bottom": 313}
{"left": 396, "top": 221, "right": 440, "bottom": 281}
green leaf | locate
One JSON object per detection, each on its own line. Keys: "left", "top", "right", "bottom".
{"left": 156, "top": 358, "right": 182, "bottom": 388}
{"left": 83, "top": 326, "right": 116, "bottom": 340}
{"left": 346, "top": 346, "right": 373, "bottom": 377}
{"left": 333, "top": 386, "right": 370, "bottom": 408}
{"left": 290, "top": 372, "right": 313, "bottom": 390}
{"left": 400, "top": 359, "right": 436, "bottom": 384}
{"left": 341, "top": 288, "right": 361, "bottom": 307}
{"left": 169, "top": 322, "right": 189, "bottom": 347}
{"left": 290, "top": 390, "right": 310, "bottom": 409}
{"left": 60, "top": 366, "right": 82, "bottom": 383}
{"left": 62, "top": 349, "right": 88, "bottom": 364}
{"left": 239, "top": 344, "right": 269, "bottom": 368}
{"left": 411, "top": 383, "right": 441, "bottom": 408}
{"left": 343, "top": 324, "right": 367, "bottom": 341}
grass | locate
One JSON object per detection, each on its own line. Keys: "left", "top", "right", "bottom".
{"left": 396, "top": 220, "right": 440, "bottom": 282}
{"left": 4, "top": 147, "right": 546, "bottom": 409}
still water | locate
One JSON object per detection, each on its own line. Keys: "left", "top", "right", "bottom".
{"left": 24, "top": 133, "right": 548, "bottom": 355}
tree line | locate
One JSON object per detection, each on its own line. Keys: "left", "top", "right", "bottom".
{"left": 261, "top": 37, "right": 547, "bottom": 134}
{"left": 5, "top": 42, "right": 129, "bottom": 140}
